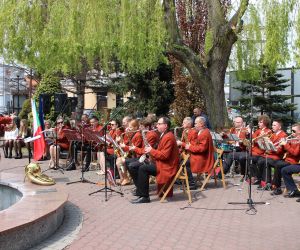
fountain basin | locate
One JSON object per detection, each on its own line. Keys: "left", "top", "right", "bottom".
{"left": 0, "top": 173, "right": 68, "bottom": 250}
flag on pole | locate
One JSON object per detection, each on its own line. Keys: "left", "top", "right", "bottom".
{"left": 31, "top": 99, "right": 45, "bottom": 161}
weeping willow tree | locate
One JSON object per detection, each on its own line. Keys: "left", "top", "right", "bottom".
{"left": 0, "top": 0, "right": 299, "bottom": 128}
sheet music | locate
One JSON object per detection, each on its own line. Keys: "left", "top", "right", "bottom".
{"left": 210, "top": 132, "right": 223, "bottom": 141}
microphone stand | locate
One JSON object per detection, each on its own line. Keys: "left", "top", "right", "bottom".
{"left": 228, "top": 85, "right": 266, "bottom": 212}
{"left": 88, "top": 98, "right": 134, "bottom": 201}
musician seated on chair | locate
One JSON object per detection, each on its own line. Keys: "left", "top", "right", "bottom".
{"left": 130, "top": 117, "right": 179, "bottom": 204}
{"left": 185, "top": 116, "right": 214, "bottom": 177}
{"left": 176, "top": 117, "right": 198, "bottom": 190}
{"left": 237, "top": 114, "right": 272, "bottom": 182}
{"left": 268, "top": 123, "right": 300, "bottom": 196}
{"left": 49, "top": 117, "right": 70, "bottom": 169}
{"left": 126, "top": 117, "right": 159, "bottom": 188}
{"left": 221, "top": 116, "right": 249, "bottom": 176}
{"left": 255, "top": 119, "right": 287, "bottom": 189}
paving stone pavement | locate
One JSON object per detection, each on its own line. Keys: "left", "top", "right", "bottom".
{"left": 1, "top": 156, "right": 300, "bottom": 250}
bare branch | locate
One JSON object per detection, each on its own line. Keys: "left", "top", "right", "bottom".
{"left": 229, "top": 0, "right": 249, "bottom": 33}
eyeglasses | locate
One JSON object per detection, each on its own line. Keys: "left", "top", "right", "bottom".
{"left": 110, "top": 123, "right": 117, "bottom": 126}
{"left": 57, "top": 121, "right": 63, "bottom": 124}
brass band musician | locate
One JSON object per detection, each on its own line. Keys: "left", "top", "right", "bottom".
{"left": 176, "top": 117, "right": 197, "bottom": 190}
{"left": 255, "top": 119, "right": 287, "bottom": 188}
{"left": 269, "top": 123, "right": 300, "bottom": 196}
{"left": 222, "top": 116, "right": 249, "bottom": 176}
{"left": 185, "top": 116, "right": 214, "bottom": 176}
{"left": 131, "top": 117, "right": 179, "bottom": 204}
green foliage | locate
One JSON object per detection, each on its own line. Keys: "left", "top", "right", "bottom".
{"left": 109, "top": 63, "right": 174, "bottom": 119}
{"left": 18, "top": 99, "right": 31, "bottom": 120}
{"left": 33, "top": 73, "right": 61, "bottom": 121}
{"left": 232, "top": 66, "right": 296, "bottom": 127}
{"left": 234, "top": 1, "right": 296, "bottom": 79}
{"left": 0, "top": 0, "right": 167, "bottom": 76}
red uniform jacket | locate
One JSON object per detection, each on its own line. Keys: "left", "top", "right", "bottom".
{"left": 263, "top": 130, "right": 287, "bottom": 160}
{"left": 180, "top": 128, "right": 198, "bottom": 148}
{"left": 150, "top": 131, "right": 179, "bottom": 184}
{"left": 123, "top": 131, "right": 143, "bottom": 157}
{"left": 229, "top": 127, "right": 248, "bottom": 150}
{"left": 134, "top": 130, "right": 159, "bottom": 155}
{"left": 56, "top": 126, "right": 70, "bottom": 150}
{"left": 188, "top": 128, "right": 214, "bottom": 173}
{"left": 284, "top": 142, "right": 300, "bottom": 164}
{"left": 107, "top": 129, "right": 122, "bottom": 155}
{"left": 252, "top": 128, "right": 272, "bottom": 156}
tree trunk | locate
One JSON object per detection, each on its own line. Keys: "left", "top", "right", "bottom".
{"left": 75, "top": 80, "right": 85, "bottom": 119}
{"left": 163, "top": 0, "right": 248, "bottom": 130}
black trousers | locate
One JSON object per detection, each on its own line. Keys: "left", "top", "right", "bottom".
{"left": 127, "top": 158, "right": 143, "bottom": 187}
{"left": 257, "top": 157, "right": 279, "bottom": 183}
{"left": 270, "top": 160, "right": 290, "bottom": 188}
{"left": 130, "top": 162, "right": 157, "bottom": 198}
{"left": 236, "top": 152, "right": 261, "bottom": 177}
{"left": 185, "top": 159, "right": 195, "bottom": 185}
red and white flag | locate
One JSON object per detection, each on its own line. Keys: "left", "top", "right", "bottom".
{"left": 31, "top": 99, "right": 45, "bottom": 161}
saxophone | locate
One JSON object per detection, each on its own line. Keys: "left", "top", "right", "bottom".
{"left": 181, "top": 128, "right": 190, "bottom": 161}
{"left": 106, "top": 133, "right": 128, "bottom": 158}
{"left": 139, "top": 130, "right": 150, "bottom": 163}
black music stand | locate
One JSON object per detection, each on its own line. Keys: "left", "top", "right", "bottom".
{"left": 66, "top": 129, "right": 95, "bottom": 185}
{"left": 88, "top": 99, "right": 135, "bottom": 201}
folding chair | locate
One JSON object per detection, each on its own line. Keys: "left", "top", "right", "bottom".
{"left": 158, "top": 154, "right": 192, "bottom": 203}
{"left": 200, "top": 147, "right": 226, "bottom": 191}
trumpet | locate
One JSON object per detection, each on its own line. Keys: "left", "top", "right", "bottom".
{"left": 106, "top": 133, "right": 128, "bottom": 158}
{"left": 274, "top": 136, "right": 300, "bottom": 147}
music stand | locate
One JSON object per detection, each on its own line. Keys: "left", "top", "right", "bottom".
{"left": 65, "top": 129, "right": 95, "bottom": 185}
{"left": 88, "top": 99, "right": 135, "bottom": 201}
{"left": 24, "top": 135, "right": 41, "bottom": 164}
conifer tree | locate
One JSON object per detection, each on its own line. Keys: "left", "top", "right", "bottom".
{"left": 233, "top": 65, "right": 296, "bottom": 126}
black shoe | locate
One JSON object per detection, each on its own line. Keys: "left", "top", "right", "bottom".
{"left": 66, "top": 163, "right": 76, "bottom": 171}
{"left": 284, "top": 190, "right": 300, "bottom": 198}
{"left": 8, "top": 154, "right": 12, "bottom": 158}
{"left": 188, "top": 184, "right": 198, "bottom": 190}
{"left": 296, "top": 198, "right": 300, "bottom": 202}
{"left": 271, "top": 188, "right": 282, "bottom": 196}
{"left": 130, "top": 196, "right": 150, "bottom": 204}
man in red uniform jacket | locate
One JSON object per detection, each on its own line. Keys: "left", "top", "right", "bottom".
{"left": 185, "top": 116, "right": 214, "bottom": 174}
{"left": 131, "top": 117, "right": 179, "bottom": 204}
{"left": 256, "top": 120, "right": 287, "bottom": 188}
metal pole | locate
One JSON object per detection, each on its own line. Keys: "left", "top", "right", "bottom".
{"left": 17, "top": 75, "right": 20, "bottom": 115}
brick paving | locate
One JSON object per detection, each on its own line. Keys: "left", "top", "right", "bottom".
{"left": 1, "top": 156, "right": 299, "bottom": 250}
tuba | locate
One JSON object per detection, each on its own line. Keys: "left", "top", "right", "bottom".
{"left": 24, "top": 163, "right": 55, "bottom": 185}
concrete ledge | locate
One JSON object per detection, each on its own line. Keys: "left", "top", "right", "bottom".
{"left": 0, "top": 172, "right": 68, "bottom": 250}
